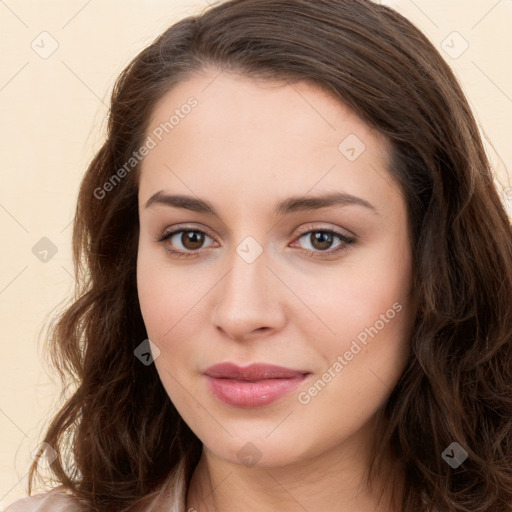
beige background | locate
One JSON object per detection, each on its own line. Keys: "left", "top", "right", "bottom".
{"left": 1, "top": 0, "right": 511, "bottom": 507}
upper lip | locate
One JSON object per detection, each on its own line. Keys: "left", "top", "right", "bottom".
{"left": 204, "top": 362, "right": 309, "bottom": 381}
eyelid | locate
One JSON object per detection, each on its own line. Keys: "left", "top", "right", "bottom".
{"left": 156, "top": 222, "right": 356, "bottom": 257}
{"left": 294, "top": 222, "right": 356, "bottom": 240}
{"left": 156, "top": 222, "right": 355, "bottom": 241}
{"left": 155, "top": 223, "right": 218, "bottom": 243}
{"left": 291, "top": 225, "right": 356, "bottom": 259}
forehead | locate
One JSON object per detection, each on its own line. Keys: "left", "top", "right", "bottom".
{"left": 139, "top": 70, "right": 398, "bottom": 215}
{"left": 145, "top": 70, "right": 386, "bottom": 148}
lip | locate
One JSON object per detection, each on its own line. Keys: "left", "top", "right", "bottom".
{"left": 203, "top": 362, "right": 310, "bottom": 408}
{"left": 204, "top": 362, "right": 309, "bottom": 380}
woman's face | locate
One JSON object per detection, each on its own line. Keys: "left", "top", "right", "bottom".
{"left": 137, "top": 69, "right": 417, "bottom": 469}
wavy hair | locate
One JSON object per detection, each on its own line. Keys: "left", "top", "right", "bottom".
{"left": 28, "top": 0, "right": 512, "bottom": 511}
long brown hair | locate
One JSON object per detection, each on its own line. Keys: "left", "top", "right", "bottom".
{"left": 28, "top": 1, "right": 512, "bottom": 510}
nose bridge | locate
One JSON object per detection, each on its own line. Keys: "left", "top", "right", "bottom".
{"left": 211, "top": 235, "right": 284, "bottom": 338}
{"left": 222, "top": 237, "right": 270, "bottom": 310}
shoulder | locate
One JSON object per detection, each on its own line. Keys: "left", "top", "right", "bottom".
{"left": 5, "top": 488, "right": 83, "bottom": 512}
{"left": 5, "top": 457, "right": 189, "bottom": 512}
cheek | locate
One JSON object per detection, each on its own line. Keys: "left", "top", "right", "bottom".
{"left": 136, "top": 253, "right": 201, "bottom": 401}
{"left": 330, "top": 242, "right": 414, "bottom": 376}
{"left": 136, "top": 253, "right": 168, "bottom": 339}
{"left": 293, "top": 260, "right": 413, "bottom": 436}
{"left": 290, "top": 242, "right": 412, "bottom": 351}
{"left": 136, "top": 246, "right": 208, "bottom": 342}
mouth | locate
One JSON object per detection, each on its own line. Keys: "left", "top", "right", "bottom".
{"left": 203, "top": 362, "right": 311, "bottom": 408}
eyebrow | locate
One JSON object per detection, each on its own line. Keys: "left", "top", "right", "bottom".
{"left": 144, "top": 191, "right": 378, "bottom": 216}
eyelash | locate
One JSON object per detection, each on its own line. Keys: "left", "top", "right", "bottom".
{"left": 155, "top": 224, "right": 356, "bottom": 260}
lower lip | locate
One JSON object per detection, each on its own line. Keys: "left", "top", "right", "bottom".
{"left": 205, "top": 375, "right": 308, "bottom": 408}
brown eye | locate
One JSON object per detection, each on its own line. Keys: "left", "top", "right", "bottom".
{"left": 309, "top": 231, "right": 335, "bottom": 251}
{"left": 296, "top": 229, "right": 354, "bottom": 255}
{"left": 180, "top": 230, "right": 205, "bottom": 250}
{"left": 157, "top": 228, "right": 215, "bottom": 257}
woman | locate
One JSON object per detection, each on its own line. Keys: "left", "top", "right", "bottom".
{"left": 7, "top": 0, "right": 512, "bottom": 511}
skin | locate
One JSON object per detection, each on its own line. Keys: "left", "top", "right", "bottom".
{"left": 136, "top": 68, "right": 418, "bottom": 512}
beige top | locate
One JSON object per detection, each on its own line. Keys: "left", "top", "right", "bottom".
{"left": 5, "top": 458, "right": 188, "bottom": 512}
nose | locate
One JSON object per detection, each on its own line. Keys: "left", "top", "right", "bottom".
{"left": 210, "top": 246, "right": 286, "bottom": 341}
